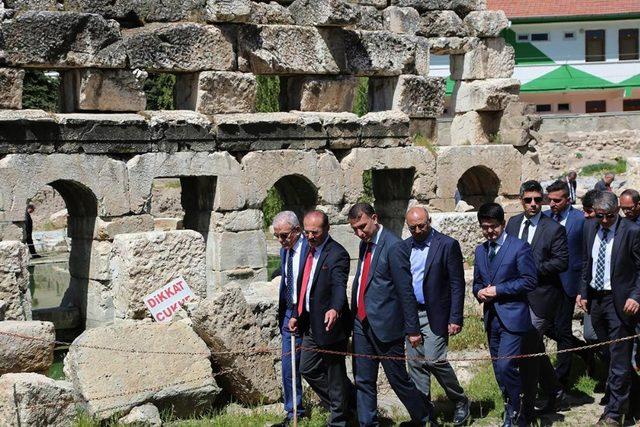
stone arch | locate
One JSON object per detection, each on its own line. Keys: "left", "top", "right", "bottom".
{"left": 456, "top": 166, "right": 501, "bottom": 210}
{"left": 270, "top": 174, "right": 318, "bottom": 222}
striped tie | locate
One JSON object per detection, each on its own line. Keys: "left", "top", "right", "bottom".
{"left": 593, "top": 229, "right": 609, "bottom": 290}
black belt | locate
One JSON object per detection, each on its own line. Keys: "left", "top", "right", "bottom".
{"left": 590, "top": 289, "right": 612, "bottom": 297}
{"left": 417, "top": 303, "right": 428, "bottom": 311}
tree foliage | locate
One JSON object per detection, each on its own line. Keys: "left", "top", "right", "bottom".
{"left": 256, "top": 75, "right": 281, "bottom": 113}
{"left": 353, "top": 77, "right": 370, "bottom": 117}
{"left": 144, "top": 73, "right": 176, "bottom": 110}
{"left": 22, "top": 70, "right": 60, "bottom": 112}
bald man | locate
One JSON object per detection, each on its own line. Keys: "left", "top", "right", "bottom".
{"left": 396, "top": 207, "right": 470, "bottom": 426}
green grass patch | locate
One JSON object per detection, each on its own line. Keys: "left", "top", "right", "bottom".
{"left": 267, "top": 254, "right": 281, "bottom": 279}
{"left": 47, "top": 360, "right": 65, "bottom": 380}
{"left": 352, "top": 77, "right": 369, "bottom": 117}
{"left": 449, "top": 316, "right": 487, "bottom": 352}
{"left": 580, "top": 157, "right": 627, "bottom": 176}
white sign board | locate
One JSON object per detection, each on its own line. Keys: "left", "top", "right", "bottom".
{"left": 144, "top": 277, "right": 195, "bottom": 323}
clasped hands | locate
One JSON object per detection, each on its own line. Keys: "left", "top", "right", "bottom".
{"left": 477, "top": 285, "right": 497, "bottom": 303}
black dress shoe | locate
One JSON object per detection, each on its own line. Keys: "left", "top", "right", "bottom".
{"left": 536, "top": 389, "right": 569, "bottom": 413}
{"left": 453, "top": 398, "right": 471, "bottom": 426}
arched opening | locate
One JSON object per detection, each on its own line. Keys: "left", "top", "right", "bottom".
{"left": 369, "top": 168, "right": 415, "bottom": 237}
{"left": 456, "top": 166, "right": 501, "bottom": 210}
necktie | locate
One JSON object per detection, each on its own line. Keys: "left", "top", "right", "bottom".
{"left": 488, "top": 241, "right": 497, "bottom": 262}
{"left": 521, "top": 219, "right": 531, "bottom": 243}
{"left": 593, "top": 229, "right": 609, "bottom": 290}
{"left": 297, "top": 247, "right": 316, "bottom": 316}
{"left": 285, "top": 248, "right": 294, "bottom": 307}
{"left": 357, "top": 243, "right": 373, "bottom": 321}
{"left": 554, "top": 213, "right": 562, "bottom": 223}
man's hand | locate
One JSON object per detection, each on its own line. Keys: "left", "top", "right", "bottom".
{"left": 288, "top": 317, "right": 298, "bottom": 333}
{"left": 624, "top": 298, "right": 640, "bottom": 315}
{"left": 324, "top": 309, "right": 338, "bottom": 331}
{"left": 448, "top": 324, "right": 462, "bottom": 336}
{"left": 576, "top": 295, "right": 588, "bottom": 312}
{"left": 478, "top": 285, "right": 496, "bottom": 302}
{"left": 408, "top": 334, "right": 423, "bottom": 348}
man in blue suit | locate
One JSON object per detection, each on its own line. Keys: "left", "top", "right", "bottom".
{"left": 348, "top": 203, "right": 432, "bottom": 427}
{"left": 473, "top": 203, "right": 537, "bottom": 427}
{"left": 273, "top": 211, "right": 308, "bottom": 426}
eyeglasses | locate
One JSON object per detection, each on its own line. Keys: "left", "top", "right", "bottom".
{"left": 303, "top": 229, "right": 322, "bottom": 236}
{"left": 595, "top": 213, "right": 617, "bottom": 219}
{"left": 408, "top": 223, "right": 429, "bottom": 232}
{"left": 523, "top": 197, "right": 543, "bottom": 204}
{"left": 273, "top": 229, "right": 295, "bottom": 240}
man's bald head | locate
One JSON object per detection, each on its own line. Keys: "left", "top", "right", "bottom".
{"left": 405, "top": 206, "right": 431, "bottom": 241}
{"left": 406, "top": 206, "right": 429, "bottom": 223}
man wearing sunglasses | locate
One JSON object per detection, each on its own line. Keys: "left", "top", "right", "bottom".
{"left": 577, "top": 191, "right": 640, "bottom": 426}
{"left": 506, "top": 180, "right": 569, "bottom": 419}
{"left": 620, "top": 189, "right": 640, "bottom": 225}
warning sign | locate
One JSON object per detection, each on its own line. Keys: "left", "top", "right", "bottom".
{"left": 144, "top": 277, "right": 195, "bottom": 323}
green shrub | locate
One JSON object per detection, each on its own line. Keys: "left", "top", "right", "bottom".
{"left": 256, "top": 75, "right": 281, "bottom": 113}
{"left": 22, "top": 70, "right": 60, "bottom": 112}
{"left": 580, "top": 157, "right": 627, "bottom": 176}
{"left": 144, "top": 73, "right": 176, "bottom": 110}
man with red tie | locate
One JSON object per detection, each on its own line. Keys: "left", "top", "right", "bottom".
{"left": 348, "top": 203, "right": 433, "bottom": 427}
{"left": 288, "top": 210, "right": 352, "bottom": 427}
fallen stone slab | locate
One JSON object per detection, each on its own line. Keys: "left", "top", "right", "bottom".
{"left": 64, "top": 320, "right": 219, "bottom": 419}
{"left": 190, "top": 284, "right": 281, "bottom": 405}
{"left": 119, "top": 402, "right": 162, "bottom": 426}
{"left": 0, "top": 373, "right": 77, "bottom": 427}
{"left": 0, "top": 241, "right": 31, "bottom": 321}
{"left": 0, "top": 321, "right": 55, "bottom": 375}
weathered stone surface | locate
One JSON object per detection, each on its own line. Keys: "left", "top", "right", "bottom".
{"left": 428, "top": 36, "right": 479, "bottom": 55}
{"left": 0, "top": 301, "right": 6, "bottom": 321}
{"left": 191, "top": 284, "right": 280, "bottom": 404}
{"left": 209, "top": 230, "right": 267, "bottom": 271}
{"left": 63, "top": 0, "right": 206, "bottom": 22}
{"left": 392, "top": 75, "right": 445, "bottom": 118}
{"left": 329, "top": 223, "right": 361, "bottom": 261}
{"left": 498, "top": 101, "right": 542, "bottom": 147}
{"left": 289, "top": 0, "right": 359, "bottom": 26}
{"left": 238, "top": 25, "right": 344, "bottom": 74}
{"left": 210, "top": 210, "right": 263, "bottom": 232}
{"left": 450, "top": 111, "right": 500, "bottom": 145}
{"left": 119, "top": 403, "right": 161, "bottom": 426}
{"left": 430, "top": 212, "right": 483, "bottom": 259}
{"left": 196, "top": 72, "right": 257, "bottom": 114}
{"left": 355, "top": 5, "right": 383, "bottom": 30}
{"left": 418, "top": 11, "right": 466, "bottom": 37}
{"left": 345, "top": 30, "right": 419, "bottom": 76}
{"left": 241, "top": 280, "right": 280, "bottom": 346}
{"left": 0, "top": 373, "right": 76, "bottom": 427}
{"left": 452, "top": 78, "right": 520, "bottom": 113}
{"left": 359, "top": 110, "right": 411, "bottom": 147}
{"left": 390, "top": 0, "right": 486, "bottom": 15}
{"left": 64, "top": 321, "right": 219, "bottom": 419}
{"left": 111, "top": 230, "right": 207, "bottom": 319}
{"left": 3, "top": 0, "right": 57, "bottom": 9}
{"left": 211, "top": 267, "right": 268, "bottom": 287}
{"left": 464, "top": 10, "right": 508, "bottom": 37}
{"left": 285, "top": 75, "right": 357, "bottom": 112}
{"left": 205, "top": 0, "right": 252, "bottom": 22}
{"left": 450, "top": 38, "right": 514, "bottom": 80}
{"left": 0, "top": 241, "right": 31, "bottom": 321}
{"left": 67, "top": 240, "right": 112, "bottom": 281}
{"left": 144, "top": 110, "right": 216, "bottom": 144}
{"left": 0, "top": 68, "right": 25, "bottom": 110}
{"left": 1, "top": 11, "right": 126, "bottom": 68}
{"left": 65, "top": 69, "right": 147, "bottom": 112}
{"left": 84, "top": 279, "right": 114, "bottom": 328}
{"left": 0, "top": 321, "right": 54, "bottom": 374}
{"left": 94, "top": 215, "right": 155, "bottom": 241}
{"left": 124, "top": 23, "right": 236, "bottom": 72}
{"left": 383, "top": 6, "right": 419, "bottom": 34}
{"left": 249, "top": 1, "right": 294, "bottom": 24}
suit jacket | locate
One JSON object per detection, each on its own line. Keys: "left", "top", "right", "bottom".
{"left": 594, "top": 180, "right": 609, "bottom": 192}
{"left": 544, "top": 207, "right": 585, "bottom": 297}
{"left": 506, "top": 213, "right": 568, "bottom": 320}
{"left": 580, "top": 218, "right": 640, "bottom": 326}
{"left": 473, "top": 234, "right": 538, "bottom": 333}
{"left": 396, "top": 230, "right": 465, "bottom": 337}
{"left": 24, "top": 211, "right": 33, "bottom": 236}
{"left": 350, "top": 227, "right": 420, "bottom": 343}
{"left": 278, "top": 235, "right": 310, "bottom": 328}
{"left": 293, "top": 236, "right": 351, "bottom": 346}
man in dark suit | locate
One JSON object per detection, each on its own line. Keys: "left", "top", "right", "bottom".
{"left": 594, "top": 173, "right": 615, "bottom": 192}
{"left": 544, "top": 180, "right": 593, "bottom": 389}
{"left": 577, "top": 191, "right": 640, "bottom": 426}
{"left": 273, "top": 211, "right": 307, "bottom": 426}
{"left": 473, "top": 203, "right": 537, "bottom": 427}
{"left": 23, "top": 203, "right": 40, "bottom": 257}
{"left": 347, "top": 203, "right": 432, "bottom": 427}
{"left": 289, "top": 210, "right": 352, "bottom": 427}
{"left": 620, "top": 189, "right": 640, "bottom": 225}
{"left": 565, "top": 171, "right": 578, "bottom": 204}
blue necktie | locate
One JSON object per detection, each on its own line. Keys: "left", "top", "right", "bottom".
{"left": 286, "top": 249, "right": 294, "bottom": 307}
{"left": 593, "top": 229, "right": 609, "bottom": 290}
{"left": 488, "top": 242, "right": 497, "bottom": 262}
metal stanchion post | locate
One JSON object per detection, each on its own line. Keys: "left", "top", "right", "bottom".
{"left": 291, "top": 334, "right": 298, "bottom": 427}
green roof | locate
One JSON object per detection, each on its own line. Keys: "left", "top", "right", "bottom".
{"left": 521, "top": 65, "right": 640, "bottom": 93}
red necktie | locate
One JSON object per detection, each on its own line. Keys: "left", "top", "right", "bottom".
{"left": 357, "top": 243, "right": 373, "bottom": 321}
{"left": 297, "top": 247, "right": 316, "bottom": 316}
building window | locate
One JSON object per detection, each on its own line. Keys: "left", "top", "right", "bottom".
{"left": 558, "top": 103, "right": 570, "bottom": 112}
{"left": 564, "top": 32, "right": 575, "bottom": 40}
{"left": 517, "top": 34, "right": 529, "bottom": 42}
{"left": 586, "top": 30, "right": 606, "bottom": 62}
{"left": 586, "top": 100, "right": 606, "bottom": 113}
{"left": 623, "top": 99, "right": 640, "bottom": 111}
{"left": 619, "top": 29, "right": 639, "bottom": 60}
{"left": 531, "top": 33, "right": 549, "bottom": 42}
{"left": 536, "top": 104, "right": 552, "bottom": 113}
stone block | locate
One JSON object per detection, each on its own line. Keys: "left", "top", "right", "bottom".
{"left": 319, "top": 112, "right": 361, "bottom": 148}
{"left": 211, "top": 267, "right": 268, "bottom": 287}
{"left": 55, "top": 113, "right": 155, "bottom": 148}
{"left": 285, "top": 75, "right": 357, "bottom": 112}
{"left": 359, "top": 110, "right": 411, "bottom": 147}
{"left": 383, "top": 6, "right": 420, "bottom": 34}
{"left": 355, "top": 5, "right": 383, "bottom": 31}
{"left": 238, "top": 25, "right": 345, "bottom": 74}
{"left": 450, "top": 38, "right": 514, "bottom": 80}
{"left": 329, "top": 223, "right": 360, "bottom": 260}
{"left": 450, "top": 111, "right": 500, "bottom": 145}
{"left": 144, "top": 110, "right": 216, "bottom": 143}
{"left": 210, "top": 210, "right": 263, "bottom": 232}
{"left": 85, "top": 279, "right": 114, "bottom": 328}
{"left": 205, "top": 0, "right": 252, "bottom": 22}
{"left": 0, "top": 373, "right": 76, "bottom": 427}
{"left": 153, "top": 218, "right": 184, "bottom": 231}
{"left": 430, "top": 212, "right": 483, "bottom": 259}
{"left": 68, "top": 240, "right": 112, "bottom": 281}
{"left": 390, "top": 0, "right": 486, "bottom": 15}
{"left": 3, "top": 0, "right": 57, "bottom": 9}
{"left": 241, "top": 280, "right": 280, "bottom": 346}
{"left": 191, "top": 284, "right": 280, "bottom": 404}
{"left": 64, "top": 69, "right": 147, "bottom": 113}
{"left": 119, "top": 403, "right": 161, "bottom": 426}
{"left": 428, "top": 36, "right": 479, "bottom": 55}
{"left": 209, "top": 230, "right": 267, "bottom": 271}
{"left": 0, "top": 241, "right": 31, "bottom": 321}
{"left": 123, "top": 23, "right": 236, "bottom": 72}
{"left": 452, "top": 78, "right": 520, "bottom": 113}
{"left": 63, "top": 0, "right": 206, "bottom": 22}
{"left": 0, "top": 68, "right": 25, "bottom": 110}
{"left": 64, "top": 321, "right": 219, "bottom": 419}
{"left": 94, "top": 215, "right": 155, "bottom": 241}
{"left": 498, "top": 101, "right": 542, "bottom": 147}
{"left": 110, "top": 230, "right": 207, "bottom": 319}
{"left": 249, "top": 1, "right": 294, "bottom": 24}
{"left": 418, "top": 11, "right": 466, "bottom": 37}
{"left": 392, "top": 75, "right": 445, "bottom": 118}
{"left": 289, "top": 0, "right": 359, "bottom": 26}
{"left": 0, "top": 321, "right": 55, "bottom": 375}
{"left": 344, "top": 30, "right": 419, "bottom": 76}
{"left": 464, "top": 10, "right": 509, "bottom": 37}
{"left": 184, "top": 72, "right": 257, "bottom": 114}
{"left": 354, "top": 0, "right": 387, "bottom": 8}
{"left": 1, "top": 11, "right": 126, "bottom": 68}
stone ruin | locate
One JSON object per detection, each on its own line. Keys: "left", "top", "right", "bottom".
{"left": 0, "top": 0, "right": 539, "bottom": 423}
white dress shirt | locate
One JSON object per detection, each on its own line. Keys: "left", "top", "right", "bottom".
{"left": 490, "top": 231, "right": 508, "bottom": 255}
{"left": 356, "top": 226, "right": 383, "bottom": 298}
{"left": 519, "top": 211, "right": 542, "bottom": 244}
{"left": 304, "top": 238, "right": 329, "bottom": 312}
{"left": 590, "top": 227, "right": 614, "bottom": 291}
{"left": 284, "top": 236, "right": 304, "bottom": 304}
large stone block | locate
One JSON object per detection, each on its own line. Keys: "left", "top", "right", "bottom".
{"left": 85, "top": 279, "right": 114, "bottom": 328}
{"left": 498, "top": 101, "right": 542, "bottom": 147}
{"left": 0, "top": 241, "right": 31, "bottom": 321}
{"left": 284, "top": 75, "right": 357, "bottom": 112}
{"left": 452, "top": 78, "right": 520, "bottom": 113}
{"left": 68, "top": 240, "right": 112, "bottom": 281}
{"left": 111, "top": 230, "right": 207, "bottom": 319}
{"left": 241, "top": 280, "right": 280, "bottom": 346}
{"left": 450, "top": 38, "right": 514, "bottom": 80}
{"left": 178, "top": 71, "right": 257, "bottom": 114}
{"left": 123, "top": 23, "right": 236, "bottom": 72}
{"left": 249, "top": 1, "right": 294, "bottom": 24}
{"left": 390, "top": 0, "right": 486, "bottom": 15}
{"left": 63, "top": 0, "right": 206, "bottom": 22}
{"left": 329, "top": 223, "right": 360, "bottom": 260}
{"left": 64, "top": 321, "right": 219, "bottom": 419}
{"left": 210, "top": 210, "right": 263, "bottom": 232}
{"left": 418, "top": 11, "right": 466, "bottom": 37}
{"left": 64, "top": 69, "right": 147, "bottom": 113}
{"left": 450, "top": 111, "right": 500, "bottom": 145}
{"left": 205, "top": 0, "right": 252, "bottom": 22}
{"left": 0, "top": 321, "right": 55, "bottom": 375}
{"left": 190, "top": 284, "right": 280, "bottom": 404}
{"left": 428, "top": 36, "right": 479, "bottom": 55}
{"left": 392, "top": 75, "right": 445, "bottom": 118}
{"left": 289, "top": 0, "right": 359, "bottom": 26}
{"left": 464, "top": 10, "right": 509, "bottom": 37}
{"left": 344, "top": 30, "right": 420, "bottom": 76}
{"left": 238, "top": 25, "right": 345, "bottom": 74}
{"left": 211, "top": 267, "right": 268, "bottom": 287}
{"left": 209, "top": 230, "right": 267, "bottom": 271}
{"left": 359, "top": 110, "right": 411, "bottom": 147}
{"left": 1, "top": 11, "right": 126, "bottom": 68}
{"left": 3, "top": 0, "right": 57, "bottom": 9}
{"left": 94, "top": 215, "right": 155, "bottom": 241}
{"left": 0, "top": 373, "right": 76, "bottom": 427}
{"left": 355, "top": 5, "right": 383, "bottom": 31}
{"left": 383, "top": 6, "right": 419, "bottom": 34}
{"left": 430, "top": 212, "right": 483, "bottom": 259}
{"left": 0, "top": 68, "right": 25, "bottom": 110}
